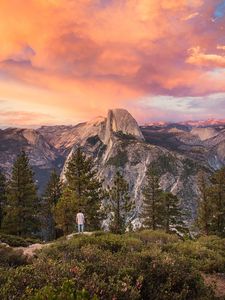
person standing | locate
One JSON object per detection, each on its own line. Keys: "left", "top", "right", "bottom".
{"left": 76, "top": 210, "right": 85, "bottom": 233}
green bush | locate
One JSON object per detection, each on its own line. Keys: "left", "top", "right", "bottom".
{"left": 138, "top": 252, "right": 215, "bottom": 300}
{"left": 0, "top": 233, "right": 42, "bottom": 247}
{"left": 0, "top": 244, "right": 27, "bottom": 267}
{"left": 0, "top": 231, "right": 220, "bottom": 299}
{"left": 163, "top": 237, "right": 225, "bottom": 273}
{"left": 0, "top": 260, "right": 72, "bottom": 299}
{"left": 30, "top": 280, "right": 98, "bottom": 300}
{"left": 134, "top": 229, "right": 179, "bottom": 245}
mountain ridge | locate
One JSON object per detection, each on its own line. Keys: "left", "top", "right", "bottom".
{"left": 0, "top": 109, "right": 224, "bottom": 224}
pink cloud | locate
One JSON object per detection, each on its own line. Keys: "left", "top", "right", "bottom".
{"left": 187, "top": 46, "right": 225, "bottom": 68}
{"left": 0, "top": 0, "right": 224, "bottom": 125}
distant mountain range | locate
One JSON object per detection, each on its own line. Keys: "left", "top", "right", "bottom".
{"left": 0, "top": 109, "right": 224, "bottom": 224}
{"left": 144, "top": 119, "right": 225, "bottom": 127}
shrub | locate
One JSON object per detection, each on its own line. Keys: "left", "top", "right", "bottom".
{"left": 0, "top": 244, "right": 27, "bottom": 267}
{"left": 0, "top": 233, "right": 41, "bottom": 247}
{"left": 0, "top": 232, "right": 218, "bottom": 299}
{"left": 164, "top": 237, "right": 225, "bottom": 273}
{"left": 0, "top": 260, "right": 73, "bottom": 299}
{"left": 30, "top": 280, "right": 98, "bottom": 300}
{"left": 138, "top": 252, "right": 215, "bottom": 300}
{"left": 134, "top": 230, "right": 179, "bottom": 245}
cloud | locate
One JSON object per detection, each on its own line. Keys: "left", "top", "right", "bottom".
{"left": 182, "top": 12, "right": 199, "bottom": 21}
{"left": 0, "top": 0, "right": 224, "bottom": 125}
{"left": 187, "top": 46, "right": 225, "bottom": 68}
{"left": 217, "top": 45, "right": 225, "bottom": 50}
{"left": 0, "top": 111, "right": 56, "bottom": 128}
{"left": 129, "top": 93, "right": 225, "bottom": 123}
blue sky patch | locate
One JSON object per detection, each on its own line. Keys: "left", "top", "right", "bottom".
{"left": 214, "top": 0, "right": 225, "bottom": 19}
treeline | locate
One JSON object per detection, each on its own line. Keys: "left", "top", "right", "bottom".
{"left": 196, "top": 169, "right": 225, "bottom": 237}
{"left": 0, "top": 148, "right": 224, "bottom": 240}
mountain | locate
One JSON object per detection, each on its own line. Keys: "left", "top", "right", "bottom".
{"left": 0, "top": 109, "right": 224, "bottom": 225}
{"left": 62, "top": 109, "right": 225, "bottom": 224}
{"left": 141, "top": 123, "right": 225, "bottom": 170}
{"left": 0, "top": 128, "right": 64, "bottom": 193}
{"left": 145, "top": 119, "right": 225, "bottom": 128}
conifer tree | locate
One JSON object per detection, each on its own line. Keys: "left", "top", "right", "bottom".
{"left": 65, "top": 147, "right": 104, "bottom": 230}
{"left": 0, "top": 169, "right": 7, "bottom": 229}
{"left": 107, "top": 171, "right": 133, "bottom": 234}
{"left": 141, "top": 166, "right": 163, "bottom": 230}
{"left": 2, "top": 151, "right": 39, "bottom": 237}
{"left": 196, "top": 171, "right": 212, "bottom": 235}
{"left": 208, "top": 167, "right": 225, "bottom": 236}
{"left": 161, "top": 192, "right": 183, "bottom": 232}
{"left": 53, "top": 186, "right": 78, "bottom": 235}
{"left": 41, "top": 170, "right": 62, "bottom": 241}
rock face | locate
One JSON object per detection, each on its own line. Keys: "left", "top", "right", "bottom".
{"left": 103, "top": 109, "right": 144, "bottom": 144}
{"left": 0, "top": 109, "right": 224, "bottom": 224}
{"left": 0, "top": 128, "right": 65, "bottom": 194}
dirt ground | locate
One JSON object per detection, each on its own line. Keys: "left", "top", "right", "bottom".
{"left": 16, "top": 232, "right": 93, "bottom": 257}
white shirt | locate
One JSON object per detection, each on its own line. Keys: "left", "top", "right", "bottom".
{"left": 76, "top": 212, "right": 84, "bottom": 225}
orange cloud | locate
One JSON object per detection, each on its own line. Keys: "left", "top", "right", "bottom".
{"left": 187, "top": 46, "right": 225, "bottom": 68}
{"left": 0, "top": 0, "right": 224, "bottom": 125}
{"left": 0, "top": 111, "right": 56, "bottom": 128}
{"left": 217, "top": 45, "right": 225, "bottom": 50}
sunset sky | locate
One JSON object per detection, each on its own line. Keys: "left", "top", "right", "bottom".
{"left": 0, "top": 0, "right": 225, "bottom": 127}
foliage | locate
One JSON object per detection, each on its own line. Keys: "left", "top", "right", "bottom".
{"left": 0, "top": 231, "right": 220, "bottom": 300}
{"left": 41, "top": 170, "right": 62, "bottom": 241}
{"left": 65, "top": 147, "right": 104, "bottom": 230}
{"left": 164, "top": 235, "right": 225, "bottom": 273}
{"left": 31, "top": 281, "right": 98, "bottom": 300}
{"left": 0, "top": 233, "right": 41, "bottom": 247}
{"left": 140, "top": 166, "right": 163, "bottom": 230}
{"left": 133, "top": 229, "right": 180, "bottom": 245}
{"left": 0, "top": 169, "right": 7, "bottom": 229}
{"left": 1, "top": 151, "right": 39, "bottom": 237}
{"left": 196, "top": 167, "right": 225, "bottom": 237}
{"left": 0, "top": 244, "right": 27, "bottom": 267}
{"left": 106, "top": 171, "right": 134, "bottom": 233}
{"left": 208, "top": 167, "right": 225, "bottom": 237}
{"left": 196, "top": 171, "right": 212, "bottom": 235}
{"left": 53, "top": 186, "right": 78, "bottom": 235}
{"left": 150, "top": 155, "right": 177, "bottom": 176}
{"left": 182, "top": 158, "right": 199, "bottom": 178}
{"left": 161, "top": 192, "right": 184, "bottom": 232}
{"left": 106, "top": 149, "right": 129, "bottom": 168}
{"left": 114, "top": 131, "right": 137, "bottom": 141}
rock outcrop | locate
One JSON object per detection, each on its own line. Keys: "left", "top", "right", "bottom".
{"left": 103, "top": 109, "right": 144, "bottom": 144}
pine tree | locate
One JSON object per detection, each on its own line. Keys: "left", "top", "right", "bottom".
{"left": 208, "top": 167, "right": 225, "bottom": 236}
{"left": 41, "top": 170, "right": 62, "bottom": 241}
{"left": 196, "top": 171, "right": 212, "bottom": 235}
{"left": 161, "top": 192, "right": 183, "bottom": 233}
{"left": 0, "top": 169, "right": 7, "bottom": 229}
{"left": 107, "top": 171, "right": 133, "bottom": 234}
{"left": 2, "top": 151, "right": 39, "bottom": 237}
{"left": 141, "top": 166, "right": 163, "bottom": 230}
{"left": 65, "top": 147, "right": 104, "bottom": 230}
{"left": 53, "top": 186, "right": 78, "bottom": 235}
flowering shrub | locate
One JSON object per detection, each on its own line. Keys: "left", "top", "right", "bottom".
{"left": 0, "top": 231, "right": 222, "bottom": 299}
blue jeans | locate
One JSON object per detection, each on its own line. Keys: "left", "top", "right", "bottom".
{"left": 78, "top": 224, "right": 84, "bottom": 233}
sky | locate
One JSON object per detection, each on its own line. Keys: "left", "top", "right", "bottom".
{"left": 0, "top": 0, "right": 225, "bottom": 127}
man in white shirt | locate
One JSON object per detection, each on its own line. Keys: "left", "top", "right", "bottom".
{"left": 76, "top": 210, "right": 85, "bottom": 233}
